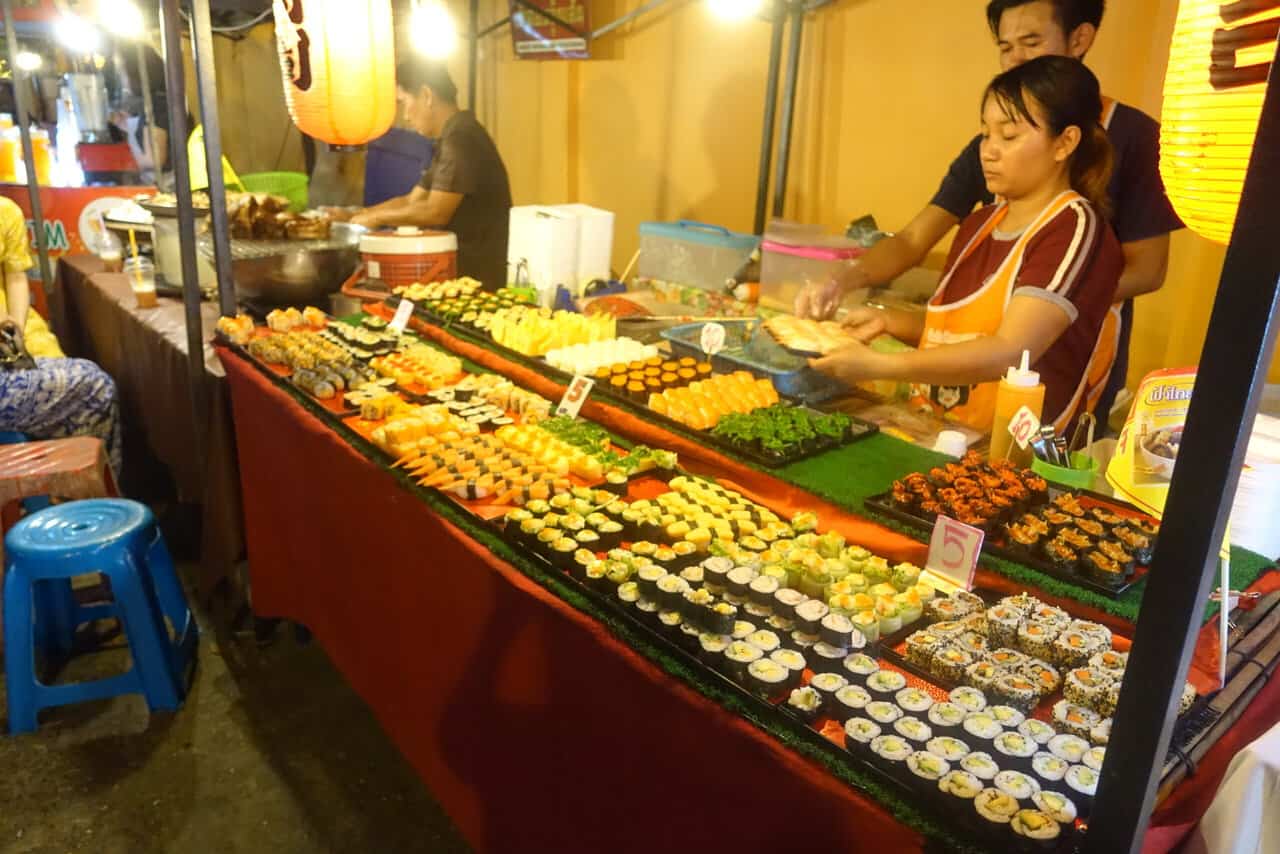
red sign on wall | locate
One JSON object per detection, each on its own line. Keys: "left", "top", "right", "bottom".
{"left": 0, "top": 184, "right": 153, "bottom": 279}
{"left": 510, "top": 0, "right": 590, "bottom": 59}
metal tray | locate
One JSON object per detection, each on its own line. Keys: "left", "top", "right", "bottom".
{"left": 661, "top": 319, "right": 849, "bottom": 405}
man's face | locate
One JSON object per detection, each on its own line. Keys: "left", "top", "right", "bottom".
{"left": 996, "top": 1, "right": 1076, "bottom": 71}
{"left": 397, "top": 86, "right": 436, "bottom": 137}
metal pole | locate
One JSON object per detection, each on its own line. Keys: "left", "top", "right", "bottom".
{"left": 591, "top": 0, "right": 671, "bottom": 41}
{"left": 1084, "top": 38, "right": 1280, "bottom": 853}
{"left": 159, "top": 0, "right": 208, "bottom": 460}
{"left": 135, "top": 41, "right": 161, "bottom": 186}
{"left": 2, "top": 0, "right": 55, "bottom": 295}
{"left": 469, "top": 0, "right": 479, "bottom": 110}
{"left": 771, "top": 1, "right": 804, "bottom": 219}
{"left": 188, "top": 0, "right": 236, "bottom": 316}
{"left": 753, "top": 3, "right": 785, "bottom": 235}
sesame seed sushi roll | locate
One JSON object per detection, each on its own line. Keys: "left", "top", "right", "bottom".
{"left": 974, "top": 788, "right": 1021, "bottom": 834}
{"left": 1017, "top": 622, "right": 1059, "bottom": 660}
{"left": 962, "top": 751, "right": 1000, "bottom": 783}
{"left": 966, "top": 660, "right": 1004, "bottom": 694}
{"left": 705, "top": 600, "right": 738, "bottom": 635}
{"left": 950, "top": 685, "right": 989, "bottom": 714}
{"left": 698, "top": 632, "right": 731, "bottom": 665}
{"left": 819, "top": 612, "right": 856, "bottom": 649}
{"left": 938, "top": 770, "right": 984, "bottom": 819}
{"left": 928, "top": 702, "right": 968, "bottom": 738}
{"left": 851, "top": 610, "right": 881, "bottom": 644}
{"left": 932, "top": 645, "right": 974, "bottom": 684}
{"left": 996, "top": 769, "right": 1041, "bottom": 802}
{"left": 723, "top": 640, "right": 763, "bottom": 683}
{"left": 990, "top": 647, "right": 1030, "bottom": 671}
{"left": 1018, "top": 719, "right": 1057, "bottom": 748}
{"left": 1083, "top": 746, "right": 1106, "bottom": 773}
{"left": 1090, "top": 718, "right": 1112, "bottom": 746}
{"left": 955, "top": 630, "right": 989, "bottom": 658}
{"left": 1030, "top": 751, "right": 1070, "bottom": 792}
{"left": 1032, "top": 789, "right": 1078, "bottom": 826}
{"left": 865, "top": 700, "right": 904, "bottom": 727}
{"left": 1064, "top": 667, "right": 1113, "bottom": 711}
{"left": 843, "top": 652, "right": 880, "bottom": 684}
{"left": 810, "top": 641, "right": 848, "bottom": 674}
{"left": 1052, "top": 701, "right": 1100, "bottom": 741}
{"left": 993, "top": 675, "right": 1040, "bottom": 714}
{"left": 786, "top": 686, "right": 824, "bottom": 724}
{"left": 870, "top": 734, "right": 915, "bottom": 780}
{"left": 1011, "top": 809, "right": 1061, "bottom": 852}
{"left": 866, "top": 668, "right": 908, "bottom": 696}
{"left": 925, "top": 597, "right": 963, "bottom": 623}
{"left": 963, "top": 711, "right": 1004, "bottom": 752}
{"left": 835, "top": 684, "right": 873, "bottom": 719}
{"left": 789, "top": 630, "right": 819, "bottom": 649}
{"left": 1053, "top": 630, "right": 1104, "bottom": 668}
{"left": 905, "top": 630, "right": 943, "bottom": 668}
{"left": 986, "top": 605, "right": 1024, "bottom": 648}
{"left": 896, "top": 686, "right": 935, "bottom": 716}
{"left": 770, "top": 648, "right": 807, "bottom": 689}
{"left": 1021, "top": 661, "right": 1063, "bottom": 698}
{"left": 844, "top": 717, "right": 881, "bottom": 755}
{"left": 747, "top": 657, "right": 791, "bottom": 698}
{"left": 994, "top": 731, "right": 1038, "bottom": 774}
{"left": 1089, "top": 649, "right": 1128, "bottom": 678}
{"left": 1063, "top": 765, "right": 1098, "bottom": 817}
{"left": 907, "top": 750, "right": 951, "bottom": 796}
{"left": 1047, "top": 733, "right": 1090, "bottom": 765}
{"left": 895, "top": 716, "right": 934, "bottom": 746}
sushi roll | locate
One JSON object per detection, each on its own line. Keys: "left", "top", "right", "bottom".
{"left": 1047, "top": 733, "right": 1090, "bottom": 765}
{"left": 748, "top": 574, "right": 780, "bottom": 610}
{"left": 1030, "top": 751, "right": 1070, "bottom": 791}
{"left": 870, "top": 734, "right": 915, "bottom": 780}
{"left": 927, "top": 736, "right": 971, "bottom": 764}
{"left": 657, "top": 610, "right": 683, "bottom": 635}
{"left": 1113, "top": 526, "right": 1154, "bottom": 564}
{"left": 865, "top": 700, "right": 905, "bottom": 727}
{"left": 605, "top": 559, "right": 636, "bottom": 587}
{"left": 733, "top": 621, "right": 757, "bottom": 641}
{"left": 1089, "top": 717, "right": 1112, "bottom": 747}
{"left": 1180, "top": 682, "right": 1198, "bottom": 715}
{"left": 680, "top": 565, "right": 707, "bottom": 588}
{"left": 986, "top": 605, "right": 1024, "bottom": 649}
{"left": 965, "top": 661, "right": 1004, "bottom": 694}
{"left": 993, "top": 675, "right": 1040, "bottom": 714}
{"left": 961, "top": 751, "right": 1001, "bottom": 783}
{"left": 990, "top": 704, "right": 1027, "bottom": 730}
{"left": 705, "top": 601, "right": 738, "bottom": 635}
{"left": 809, "top": 641, "right": 847, "bottom": 674}
{"left": 962, "top": 711, "right": 1004, "bottom": 752}
{"left": 866, "top": 669, "right": 908, "bottom": 696}
{"left": 1083, "top": 746, "right": 1107, "bottom": 773}
{"left": 770, "top": 648, "right": 808, "bottom": 689}
{"left": 583, "top": 559, "right": 614, "bottom": 594}
{"left": 595, "top": 520, "right": 625, "bottom": 550}
{"left": 896, "top": 687, "right": 935, "bottom": 716}
{"left": 1081, "top": 550, "right": 1126, "bottom": 588}
{"left": 635, "top": 565, "right": 667, "bottom": 599}
{"left": 1010, "top": 809, "right": 1062, "bottom": 851}
{"left": 950, "top": 686, "right": 989, "bottom": 714}
{"left": 702, "top": 555, "right": 735, "bottom": 590}
{"left": 850, "top": 611, "right": 881, "bottom": 644}
{"left": 993, "top": 731, "right": 1038, "bottom": 774}
{"left": 1063, "top": 765, "right": 1098, "bottom": 817}
{"left": 772, "top": 587, "right": 808, "bottom": 621}
{"left": 938, "top": 770, "right": 984, "bottom": 819}
{"left": 892, "top": 562, "right": 923, "bottom": 592}
{"left": 1018, "top": 719, "right": 1057, "bottom": 748}
{"left": 894, "top": 716, "right": 934, "bottom": 746}
{"left": 747, "top": 657, "right": 791, "bottom": 698}
{"left": 906, "top": 750, "right": 951, "bottom": 796}
{"left": 1089, "top": 649, "right": 1128, "bottom": 678}
{"left": 634, "top": 597, "right": 661, "bottom": 626}
{"left": 809, "top": 671, "right": 849, "bottom": 710}
{"left": 843, "top": 718, "right": 882, "bottom": 755}
{"left": 601, "top": 469, "right": 629, "bottom": 495}
{"left": 989, "top": 647, "right": 1030, "bottom": 671}
{"left": 1052, "top": 701, "right": 1100, "bottom": 741}
{"left": 834, "top": 686, "right": 875, "bottom": 717}
{"left": 790, "top": 631, "right": 819, "bottom": 650}
{"left": 697, "top": 632, "right": 731, "bottom": 666}
{"left": 745, "top": 629, "right": 782, "bottom": 656}
{"left": 974, "top": 788, "right": 1021, "bottom": 831}
{"left": 723, "top": 641, "right": 763, "bottom": 683}
{"left": 795, "top": 599, "right": 831, "bottom": 635}
{"left": 932, "top": 646, "right": 975, "bottom": 684}
{"left": 1021, "top": 661, "right": 1063, "bottom": 698}
{"left": 571, "top": 551, "right": 599, "bottom": 582}
{"left": 677, "top": 621, "right": 702, "bottom": 655}
{"left": 656, "top": 574, "right": 691, "bottom": 610}
{"left": 1032, "top": 789, "right": 1078, "bottom": 826}
{"left": 876, "top": 601, "right": 904, "bottom": 637}
{"left": 1042, "top": 539, "right": 1079, "bottom": 575}
{"left": 786, "top": 686, "right": 824, "bottom": 724}
{"left": 1017, "top": 622, "right": 1060, "bottom": 661}
{"left": 928, "top": 702, "right": 968, "bottom": 739}
{"left": 905, "top": 631, "right": 943, "bottom": 668}
{"left": 680, "top": 587, "right": 715, "bottom": 624}
{"left": 766, "top": 614, "right": 797, "bottom": 635}
{"left": 819, "top": 612, "right": 856, "bottom": 649}
{"left": 1064, "top": 667, "right": 1114, "bottom": 712}
{"left": 955, "top": 631, "right": 989, "bottom": 659}
{"left": 725, "top": 566, "right": 757, "bottom": 602}
{"left": 670, "top": 540, "right": 702, "bottom": 568}
{"left": 996, "top": 769, "right": 1041, "bottom": 802}
{"left": 843, "top": 653, "right": 880, "bottom": 684}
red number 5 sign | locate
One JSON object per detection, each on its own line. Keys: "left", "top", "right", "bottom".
{"left": 556, "top": 375, "right": 595, "bottom": 419}
{"left": 926, "top": 515, "right": 984, "bottom": 591}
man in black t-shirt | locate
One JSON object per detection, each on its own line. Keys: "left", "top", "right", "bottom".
{"left": 349, "top": 61, "right": 512, "bottom": 291}
{"left": 796, "top": 0, "right": 1183, "bottom": 426}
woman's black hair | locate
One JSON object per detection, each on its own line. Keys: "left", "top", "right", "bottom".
{"left": 984, "top": 55, "right": 1113, "bottom": 217}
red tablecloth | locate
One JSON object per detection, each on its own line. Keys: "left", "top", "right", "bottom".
{"left": 218, "top": 347, "right": 1280, "bottom": 853}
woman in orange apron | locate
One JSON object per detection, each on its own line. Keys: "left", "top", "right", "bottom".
{"left": 812, "top": 56, "right": 1123, "bottom": 434}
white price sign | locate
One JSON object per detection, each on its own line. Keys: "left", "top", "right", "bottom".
{"left": 700, "top": 322, "right": 726, "bottom": 357}
{"left": 388, "top": 299, "right": 415, "bottom": 334}
{"left": 556, "top": 375, "right": 595, "bottom": 419}
{"left": 1007, "top": 405, "right": 1042, "bottom": 450}
{"left": 924, "top": 514, "right": 984, "bottom": 593}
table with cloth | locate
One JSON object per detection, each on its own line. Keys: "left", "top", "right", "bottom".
{"left": 51, "top": 255, "right": 243, "bottom": 599}
{"left": 217, "top": 312, "right": 1280, "bottom": 852}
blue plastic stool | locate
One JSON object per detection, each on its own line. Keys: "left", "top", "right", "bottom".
{"left": 3, "top": 499, "right": 199, "bottom": 734}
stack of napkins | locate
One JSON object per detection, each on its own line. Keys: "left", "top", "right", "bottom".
{"left": 1231, "top": 413, "right": 1280, "bottom": 558}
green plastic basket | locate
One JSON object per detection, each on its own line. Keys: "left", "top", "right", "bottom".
{"left": 239, "top": 171, "right": 310, "bottom": 212}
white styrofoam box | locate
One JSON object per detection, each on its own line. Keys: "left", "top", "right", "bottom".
{"left": 553, "top": 203, "right": 615, "bottom": 289}
{"left": 508, "top": 205, "right": 579, "bottom": 299}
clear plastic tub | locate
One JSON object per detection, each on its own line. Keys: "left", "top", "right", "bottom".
{"left": 637, "top": 220, "right": 758, "bottom": 291}
{"left": 759, "top": 221, "right": 864, "bottom": 310}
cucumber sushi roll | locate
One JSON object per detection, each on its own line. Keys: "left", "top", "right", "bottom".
{"left": 635, "top": 564, "right": 667, "bottom": 599}
{"left": 795, "top": 599, "right": 831, "bottom": 635}
{"left": 745, "top": 629, "right": 782, "bottom": 656}
{"left": 616, "top": 580, "right": 641, "bottom": 606}
{"left": 570, "top": 552, "right": 598, "bottom": 582}
{"left": 843, "top": 652, "right": 880, "bottom": 684}
{"left": 843, "top": 718, "right": 881, "bottom": 755}
{"left": 870, "top": 734, "right": 914, "bottom": 780}
{"left": 583, "top": 557, "right": 611, "bottom": 593}
{"left": 1018, "top": 719, "right": 1057, "bottom": 748}
{"left": 766, "top": 614, "right": 797, "bottom": 635}
{"left": 950, "top": 686, "right": 989, "bottom": 714}
{"left": 962, "top": 711, "right": 1003, "bottom": 752}
{"left": 595, "top": 520, "right": 625, "bottom": 550}
{"left": 747, "top": 657, "right": 790, "bottom": 698}
{"left": 1010, "top": 809, "right": 1061, "bottom": 851}
{"left": 1031, "top": 752, "right": 1070, "bottom": 791}
{"left": 770, "top": 648, "right": 807, "bottom": 689}
{"left": 723, "top": 640, "right": 763, "bottom": 683}
{"left": 809, "top": 641, "right": 847, "bottom": 674}
{"left": 677, "top": 621, "right": 702, "bottom": 655}
{"left": 1047, "top": 733, "right": 1090, "bottom": 765}
{"left": 634, "top": 596, "right": 661, "bottom": 627}
{"left": 928, "top": 702, "right": 967, "bottom": 738}
{"left": 1063, "top": 765, "right": 1098, "bottom": 817}
{"left": 866, "top": 669, "right": 907, "bottom": 696}
{"left": 961, "top": 751, "right": 1000, "bottom": 783}
{"left": 896, "top": 687, "right": 935, "bottom": 716}
{"left": 906, "top": 750, "right": 950, "bottom": 796}
{"left": 927, "top": 735, "right": 971, "bottom": 764}
{"left": 865, "top": 701, "right": 904, "bottom": 727}
{"left": 894, "top": 716, "right": 933, "bottom": 746}
{"left": 786, "top": 686, "right": 824, "bottom": 724}
{"left": 747, "top": 574, "right": 780, "bottom": 610}
{"left": 698, "top": 632, "right": 731, "bottom": 665}
{"left": 993, "top": 732, "right": 1038, "bottom": 774}
{"left": 655, "top": 574, "right": 691, "bottom": 610}
{"left": 1033, "top": 789, "right": 1078, "bottom": 826}
{"left": 834, "top": 684, "right": 873, "bottom": 719}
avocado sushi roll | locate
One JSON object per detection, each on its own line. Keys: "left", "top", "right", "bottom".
{"left": 1047, "top": 733, "right": 1090, "bottom": 765}
{"left": 950, "top": 686, "right": 989, "bottom": 714}
{"left": 786, "top": 686, "right": 823, "bottom": 724}
{"left": 865, "top": 700, "right": 904, "bottom": 728}
{"left": 993, "top": 731, "right": 1038, "bottom": 774}
{"left": 1030, "top": 751, "right": 1070, "bottom": 791}
{"left": 1032, "top": 789, "right": 1078, "bottom": 826}
{"left": 895, "top": 687, "right": 935, "bottom": 716}
{"left": 1010, "top": 809, "right": 1061, "bottom": 852}
{"left": 790, "top": 630, "right": 819, "bottom": 649}
{"left": 834, "top": 684, "right": 873, "bottom": 719}
{"left": 973, "top": 788, "right": 1021, "bottom": 834}
{"left": 1018, "top": 719, "right": 1057, "bottom": 748}
{"left": 928, "top": 702, "right": 967, "bottom": 738}
{"left": 906, "top": 750, "right": 951, "bottom": 796}
{"left": 938, "top": 770, "right": 984, "bottom": 819}
{"left": 962, "top": 711, "right": 1003, "bottom": 752}
{"left": 961, "top": 750, "right": 1000, "bottom": 783}
{"left": 866, "top": 669, "right": 908, "bottom": 697}
{"left": 870, "top": 734, "right": 914, "bottom": 780}
{"left": 996, "top": 768, "right": 1041, "bottom": 802}
{"left": 1063, "top": 765, "right": 1098, "bottom": 817}
{"left": 843, "top": 717, "right": 882, "bottom": 754}
{"left": 895, "top": 716, "right": 933, "bottom": 746}
{"left": 843, "top": 652, "right": 880, "bottom": 685}
{"left": 1083, "top": 746, "right": 1107, "bottom": 773}
{"left": 745, "top": 629, "right": 782, "bottom": 656}
{"left": 747, "top": 657, "right": 790, "bottom": 698}
{"left": 990, "top": 704, "right": 1027, "bottom": 729}
{"left": 795, "top": 599, "right": 831, "bottom": 635}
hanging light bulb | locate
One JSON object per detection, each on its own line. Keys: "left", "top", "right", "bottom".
{"left": 14, "top": 52, "right": 43, "bottom": 73}
{"left": 707, "top": 0, "right": 764, "bottom": 23}
{"left": 412, "top": 0, "right": 458, "bottom": 59}
{"left": 97, "top": 0, "right": 147, "bottom": 40}
{"left": 56, "top": 14, "right": 102, "bottom": 55}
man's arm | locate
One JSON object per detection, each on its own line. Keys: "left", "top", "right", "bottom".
{"left": 1114, "top": 234, "right": 1169, "bottom": 301}
{"left": 350, "top": 187, "right": 463, "bottom": 229}
{"left": 840, "top": 205, "right": 960, "bottom": 292}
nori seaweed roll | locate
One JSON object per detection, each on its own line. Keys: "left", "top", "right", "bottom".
{"left": 995, "top": 769, "right": 1041, "bottom": 802}
{"left": 747, "top": 657, "right": 791, "bottom": 697}
{"left": 961, "top": 751, "right": 1000, "bottom": 782}
{"left": 810, "top": 641, "right": 847, "bottom": 674}
{"left": 928, "top": 702, "right": 967, "bottom": 738}
{"left": 895, "top": 716, "right": 934, "bottom": 745}
{"left": 907, "top": 750, "right": 951, "bottom": 795}
{"left": 834, "top": 684, "right": 873, "bottom": 719}
{"left": 844, "top": 718, "right": 882, "bottom": 754}
{"left": 843, "top": 652, "right": 880, "bottom": 684}
{"left": 993, "top": 731, "right": 1038, "bottom": 774}
{"left": 786, "top": 686, "right": 823, "bottom": 723}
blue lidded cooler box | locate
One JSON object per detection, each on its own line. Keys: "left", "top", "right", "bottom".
{"left": 638, "top": 220, "right": 760, "bottom": 292}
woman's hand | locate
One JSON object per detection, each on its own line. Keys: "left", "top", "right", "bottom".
{"left": 794, "top": 278, "right": 844, "bottom": 320}
{"left": 808, "top": 340, "right": 889, "bottom": 385}
{"left": 841, "top": 308, "right": 888, "bottom": 342}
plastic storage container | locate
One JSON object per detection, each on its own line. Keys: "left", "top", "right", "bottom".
{"left": 759, "top": 223, "right": 864, "bottom": 310}
{"left": 360, "top": 227, "right": 457, "bottom": 288}
{"left": 637, "top": 220, "right": 758, "bottom": 291}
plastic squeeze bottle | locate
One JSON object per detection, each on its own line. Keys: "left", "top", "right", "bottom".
{"left": 990, "top": 350, "right": 1046, "bottom": 466}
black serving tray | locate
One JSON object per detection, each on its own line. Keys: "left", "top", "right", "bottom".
{"left": 863, "top": 489, "right": 1149, "bottom": 599}
{"left": 706, "top": 412, "right": 880, "bottom": 468}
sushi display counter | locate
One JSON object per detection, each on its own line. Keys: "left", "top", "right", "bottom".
{"left": 215, "top": 305, "right": 1280, "bottom": 852}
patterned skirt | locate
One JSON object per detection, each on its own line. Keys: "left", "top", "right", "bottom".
{"left": 0, "top": 358, "right": 122, "bottom": 473}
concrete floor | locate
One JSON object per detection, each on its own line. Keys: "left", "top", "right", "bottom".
{"left": 0, "top": 591, "right": 470, "bottom": 854}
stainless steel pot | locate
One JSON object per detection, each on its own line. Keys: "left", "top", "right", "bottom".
{"left": 199, "top": 222, "right": 364, "bottom": 306}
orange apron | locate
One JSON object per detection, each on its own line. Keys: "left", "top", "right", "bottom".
{"left": 909, "top": 189, "right": 1119, "bottom": 433}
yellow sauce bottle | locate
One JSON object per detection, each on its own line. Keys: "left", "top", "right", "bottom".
{"left": 990, "top": 350, "right": 1045, "bottom": 466}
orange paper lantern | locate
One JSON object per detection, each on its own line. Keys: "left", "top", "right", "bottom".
{"left": 273, "top": 0, "right": 397, "bottom": 148}
{"left": 1160, "top": 0, "right": 1280, "bottom": 244}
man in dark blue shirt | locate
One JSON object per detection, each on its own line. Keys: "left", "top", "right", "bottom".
{"left": 797, "top": 0, "right": 1183, "bottom": 428}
